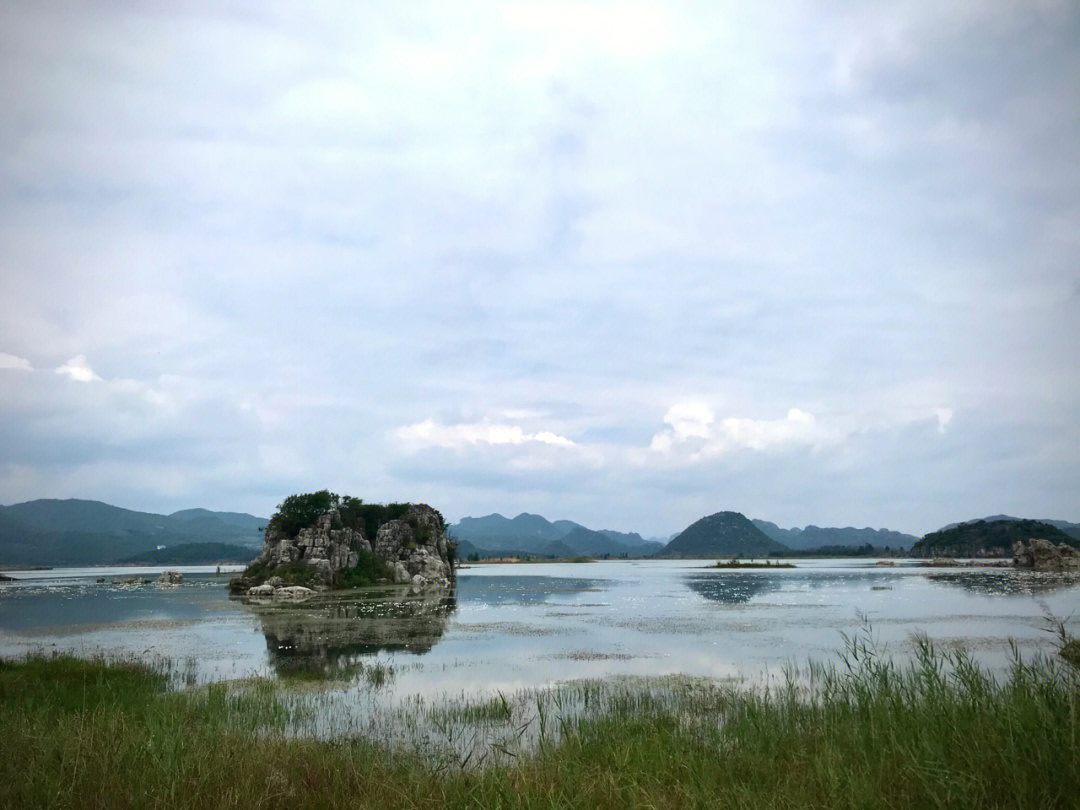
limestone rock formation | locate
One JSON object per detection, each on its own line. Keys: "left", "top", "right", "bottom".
{"left": 374, "top": 505, "right": 455, "bottom": 589}
{"left": 157, "top": 570, "right": 183, "bottom": 586}
{"left": 230, "top": 501, "right": 455, "bottom": 594}
{"left": 261, "top": 510, "right": 367, "bottom": 581}
{"left": 1012, "top": 539, "right": 1080, "bottom": 572}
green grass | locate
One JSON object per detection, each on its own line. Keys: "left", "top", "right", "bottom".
{"left": 1, "top": 640, "right": 1078, "bottom": 809}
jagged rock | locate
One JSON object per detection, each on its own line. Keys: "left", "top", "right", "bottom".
{"left": 374, "top": 505, "right": 454, "bottom": 589}
{"left": 228, "top": 575, "right": 256, "bottom": 594}
{"left": 247, "top": 584, "right": 276, "bottom": 597}
{"left": 251, "top": 509, "right": 366, "bottom": 587}
{"left": 238, "top": 502, "right": 454, "bottom": 591}
{"left": 1013, "top": 538, "right": 1080, "bottom": 572}
{"left": 157, "top": 570, "right": 183, "bottom": 586}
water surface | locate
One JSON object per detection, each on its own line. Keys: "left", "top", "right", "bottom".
{"left": 2, "top": 560, "right": 1077, "bottom": 697}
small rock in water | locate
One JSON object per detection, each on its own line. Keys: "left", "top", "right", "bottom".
{"left": 157, "top": 570, "right": 184, "bottom": 586}
{"left": 246, "top": 584, "right": 276, "bottom": 597}
{"left": 274, "top": 585, "right": 314, "bottom": 601}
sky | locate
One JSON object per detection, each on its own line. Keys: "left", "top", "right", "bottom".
{"left": 1, "top": 1, "right": 1078, "bottom": 536}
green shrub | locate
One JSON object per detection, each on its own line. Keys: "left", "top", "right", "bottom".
{"left": 268, "top": 492, "right": 422, "bottom": 542}
{"left": 337, "top": 548, "right": 390, "bottom": 588}
{"left": 267, "top": 490, "right": 339, "bottom": 537}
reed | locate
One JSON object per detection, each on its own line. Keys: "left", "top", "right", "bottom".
{"left": 1, "top": 637, "right": 1077, "bottom": 809}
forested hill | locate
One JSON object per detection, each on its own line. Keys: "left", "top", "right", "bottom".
{"left": 939, "top": 515, "right": 1080, "bottom": 542}
{"left": 752, "top": 520, "right": 916, "bottom": 550}
{"left": 659, "top": 512, "right": 789, "bottom": 558}
{"left": 0, "top": 499, "right": 267, "bottom": 567}
{"left": 449, "top": 513, "right": 663, "bottom": 558}
{"left": 911, "top": 519, "right": 1077, "bottom": 557}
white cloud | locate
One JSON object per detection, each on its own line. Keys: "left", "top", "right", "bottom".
{"left": 0, "top": 352, "right": 31, "bottom": 371}
{"left": 504, "top": 0, "right": 676, "bottom": 62}
{"left": 662, "top": 401, "right": 714, "bottom": 439}
{"left": 396, "top": 418, "right": 576, "bottom": 449}
{"left": 718, "top": 408, "right": 820, "bottom": 452}
{"left": 935, "top": 407, "right": 954, "bottom": 434}
{"left": 647, "top": 401, "right": 829, "bottom": 461}
{"left": 55, "top": 355, "right": 101, "bottom": 382}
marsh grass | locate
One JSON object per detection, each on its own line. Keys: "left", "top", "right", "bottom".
{"left": 2, "top": 637, "right": 1078, "bottom": 809}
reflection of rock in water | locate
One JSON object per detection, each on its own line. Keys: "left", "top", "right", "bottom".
{"left": 686, "top": 570, "right": 908, "bottom": 605}
{"left": 928, "top": 571, "right": 1080, "bottom": 597}
{"left": 456, "top": 575, "right": 597, "bottom": 606}
{"left": 686, "top": 573, "right": 783, "bottom": 605}
{"left": 253, "top": 585, "right": 456, "bottom": 674}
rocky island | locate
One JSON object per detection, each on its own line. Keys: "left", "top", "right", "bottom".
{"left": 229, "top": 491, "right": 456, "bottom": 598}
{"left": 911, "top": 518, "right": 1079, "bottom": 561}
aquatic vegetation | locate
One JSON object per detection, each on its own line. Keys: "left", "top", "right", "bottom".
{"left": 711, "top": 558, "right": 795, "bottom": 568}
{"left": 2, "top": 637, "right": 1079, "bottom": 809}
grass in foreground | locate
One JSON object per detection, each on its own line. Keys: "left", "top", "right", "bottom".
{"left": 1, "top": 640, "right": 1078, "bottom": 810}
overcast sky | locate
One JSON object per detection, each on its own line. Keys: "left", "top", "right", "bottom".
{"left": 1, "top": 1, "right": 1078, "bottom": 536}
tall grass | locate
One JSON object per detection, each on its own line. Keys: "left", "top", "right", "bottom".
{"left": 1, "top": 640, "right": 1077, "bottom": 809}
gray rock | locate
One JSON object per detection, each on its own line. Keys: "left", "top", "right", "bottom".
{"left": 157, "top": 570, "right": 183, "bottom": 586}
{"left": 373, "top": 505, "right": 455, "bottom": 589}
{"left": 247, "top": 584, "right": 276, "bottom": 597}
{"left": 242, "top": 503, "right": 455, "bottom": 590}
{"left": 1013, "top": 538, "right": 1080, "bottom": 572}
{"left": 274, "top": 586, "right": 314, "bottom": 601}
{"left": 115, "top": 576, "right": 149, "bottom": 586}
{"left": 253, "top": 509, "right": 369, "bottom": 586}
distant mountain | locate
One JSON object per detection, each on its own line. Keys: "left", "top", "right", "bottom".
{"left": 939, "top": 515, "right": 1080, "bottom": 542}
{"left": 170, "top": 508, "right": 266, "bottom": 532}
{"left": 752, "top": 520, "right": 916, "bottom": 551}
{"left": 449, "top": 512, "right": 658, "bottom": 558}
{"left": 540, "top": 539, "right": 577, "bottom": 558}
{"left": 557, "top": 526, "right": 634, "bottom": 557}
{"left": 911, "top": 519, "right": 1077, "bottom": 558}
{"left": 119, "top": 542, "right": 257, "bottom": 565}
{"left": 0, "top": 499, "right": 268, "bottom": 567}
{"left": 659, "top": 512, "right": 789, "bottom": 558}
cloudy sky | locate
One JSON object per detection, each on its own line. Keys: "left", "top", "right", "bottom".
{"left": 1, "top": 1, "right": 1078, "bottom": 536}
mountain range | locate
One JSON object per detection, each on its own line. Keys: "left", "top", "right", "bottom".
{"left": 5, "top": 498, "right": 1078, "bottom": 567}
{"left": 0, "top": 499, "right": 266, "bottom": 567}
{"left": 750, "top": 520, "right": 917, "bottom": 551}
{"left": 448, "top": 513, "right": 666, "bottom": 559}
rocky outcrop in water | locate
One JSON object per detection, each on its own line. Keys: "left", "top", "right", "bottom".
{"left": 157, "top": 570, "right": 183, "bottom": 586}
{"left": 258, "top": 510, "right": 367, "bottom": 584}
{"left": 230, "top": 500, "right": 455, "bottom": 594}
{"left": 374, "top": 506, "right": 455, "bottom": 589}
{"left": 1012, "top": 539, "right": 1080, "bottom": 572}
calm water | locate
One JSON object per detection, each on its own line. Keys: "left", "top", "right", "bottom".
{"left": 1, "top": 560, "right": 1078, "bottom": 699}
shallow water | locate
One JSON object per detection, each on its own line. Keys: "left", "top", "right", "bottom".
{"left": 1, "top": 559, "right": 1077, "bottom": 696}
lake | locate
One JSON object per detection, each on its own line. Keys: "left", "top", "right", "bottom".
{"left": 2, "top": 559, "right": 1077, "bottom": 699}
